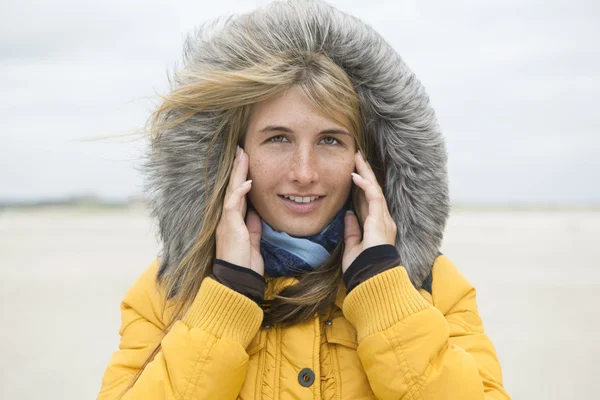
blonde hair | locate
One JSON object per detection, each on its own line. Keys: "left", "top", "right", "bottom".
{"left": 156, "top": 49, "right": 366, "bottom": 320}
{"left": 122, "top": 35, "right": 367, "bottom": 396}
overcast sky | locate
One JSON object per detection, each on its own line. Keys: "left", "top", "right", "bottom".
{"left": 1, "top": 0, "right": 598, "bottom": 205}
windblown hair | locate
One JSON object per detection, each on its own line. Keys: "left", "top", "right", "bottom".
{"left": 151, "top": 50, "right": 367, "bottom": 325}
{"left": 125, "top": 0, "right": 450, "bottom": 394}
{"left": 124, "top": 3, "right": 374, "bottom": 394}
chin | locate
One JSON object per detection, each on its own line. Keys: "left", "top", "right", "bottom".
{"left": 272, "top": 219, "right": 327, "bottom": 237}
{"left": 285, "top": 226, "right": 322, "bottom": 237}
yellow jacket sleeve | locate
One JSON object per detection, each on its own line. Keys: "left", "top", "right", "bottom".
{"left": 342, "top": 257, "right": 510, "bottom": 400}
{"left": 97, "top": 260, "right": 264, "bottom": 400}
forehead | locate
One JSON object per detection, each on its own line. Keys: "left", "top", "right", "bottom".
{"left": 247, "top": 88, "right": 349, "bottom": 134}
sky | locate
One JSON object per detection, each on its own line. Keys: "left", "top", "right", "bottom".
{"left": 1, "top": 0, "right": 598, "bottom": 205}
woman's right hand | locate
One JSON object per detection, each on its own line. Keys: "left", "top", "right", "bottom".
{"left": 215, "top": 146, "right": 264, "bottom": 276}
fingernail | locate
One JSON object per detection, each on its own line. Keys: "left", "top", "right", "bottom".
{"left": 345, "top": 210, "right": 354, "bottom": 215}
{"left": 351, "top": 172, "right": 359, "bottom": 179}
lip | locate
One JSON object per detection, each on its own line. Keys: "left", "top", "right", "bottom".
{"left": 281, "top": 194, "right": 324, "bottom": 197}
{"left": 279, "top": 195, "right": 325, "bottom": 214}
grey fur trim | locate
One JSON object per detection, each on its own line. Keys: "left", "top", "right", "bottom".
{"left": 142, "top": 0, "right": 449, "bottom": 290}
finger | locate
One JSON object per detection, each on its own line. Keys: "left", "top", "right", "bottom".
{"left": 355, "top": 152, "right": 393, "bottom": 220}
{"left": 235, "top": 149, "right": 249, "bottom": 188}
{"left": 343, "top": 210, "right": 362, "bottom": 249}
{"left": 223, "top": 180, "right": 252, "bottom": 219}
{"left": 227, "top": 147, "right": 249, "bottom": 194}
{"left": 351, "top": 172, "right": 384, "bottom": 221}
{"left": 246, "top": 209, "right": 262, "bottom": 250}
{"left": 226, "top": 146, "right": 241, "bottom": 192}
{"left": 355, "top": 151, "right": 381, "bottom": 189}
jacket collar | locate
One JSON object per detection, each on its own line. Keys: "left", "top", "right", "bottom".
{"left": 265, "top": 275, "right": 347, "bottom": 310}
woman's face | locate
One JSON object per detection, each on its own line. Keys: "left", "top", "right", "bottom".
{"left": 244, "top": 87, "right": 356, "bottom": 236}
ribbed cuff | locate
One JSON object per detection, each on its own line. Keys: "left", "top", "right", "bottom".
{"left": 343, "top": 244, "right": 401, "bottom": 294}
{"left": 212, "top": 259, "right": 266, "bottom": 304}
{"left": 182, "top": 276, "right": 264, "bottom": 348}
{"left": 342, "top": 267, "right": 431, "bottom": 343}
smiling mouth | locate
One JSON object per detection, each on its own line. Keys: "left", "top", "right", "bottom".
{"left": 280, "top": 195, "right": 323, "bottom": 203}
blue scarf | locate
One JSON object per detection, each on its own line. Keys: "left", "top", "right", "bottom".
{"left": 260, "top": 207, "right": 346, "bottom": 277}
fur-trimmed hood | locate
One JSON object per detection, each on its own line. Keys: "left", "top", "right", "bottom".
{"left": 142, "top": 0, "right": 449, "bottom": 290}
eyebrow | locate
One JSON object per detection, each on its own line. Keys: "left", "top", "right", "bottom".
{"left": 258, "top": 125, "right": 351, "bottom": 136}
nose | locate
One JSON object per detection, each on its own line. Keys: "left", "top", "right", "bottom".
{"left": 288, "top": 146, "right": 319, "bottom": 184}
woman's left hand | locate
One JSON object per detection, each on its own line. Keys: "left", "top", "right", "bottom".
{"left": 342, "top": 151, "right": 398, "bottom": 273}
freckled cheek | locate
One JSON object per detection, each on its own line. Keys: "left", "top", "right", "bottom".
{"left": 332, "top": 152, "right": 354, "bottom": 172}
{"left": 322, "top": 158, "right": 355, "bottom": 190}
{"left": 247, "top": 151, "right": 354, "bottom": 186}
{"left": 247, "top": 157, "right": 281, "bottom": 191}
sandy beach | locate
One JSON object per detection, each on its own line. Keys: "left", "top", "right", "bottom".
{"left": 0, "top": 206, "right": 598, "bottom": 399}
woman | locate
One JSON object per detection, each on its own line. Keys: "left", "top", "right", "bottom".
{"left": 98, "top": 1, "right": 510, "bottom": 399}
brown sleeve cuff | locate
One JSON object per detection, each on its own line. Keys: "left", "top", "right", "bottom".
{"left": 343, "top": 244, "right": 402, "bottom": 294}
{"left": 211, "top": 259, "right": 266, "bottom": 305}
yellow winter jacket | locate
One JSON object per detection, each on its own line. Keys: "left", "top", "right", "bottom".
{"left": 97, "top": 254, "right": 509, "bottom": 399}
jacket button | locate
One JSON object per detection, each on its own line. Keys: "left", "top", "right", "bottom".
{"left": 298, "top": 368, "right": 315, "bottom": 387}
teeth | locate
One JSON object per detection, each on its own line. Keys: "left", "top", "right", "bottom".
{"left": 284, "top": 195, "right": 320, "bottom": 203}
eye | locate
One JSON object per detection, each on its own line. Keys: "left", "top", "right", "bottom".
{"left": 320, "top": 136, "right": 340, "bottom": 145}
{"left": 268, "top": 135, "right": 288, "bottom": 143}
